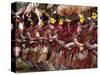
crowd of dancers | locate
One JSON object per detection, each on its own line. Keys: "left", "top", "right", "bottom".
{"left": 11, "top": 3, "right": 97, "bottom": 72}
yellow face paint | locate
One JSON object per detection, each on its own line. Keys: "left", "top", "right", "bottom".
{"left": 58, "top": 19, "right": 64, "bottom": 25}
{"left": 50, "top": 18, "right": 56, "bottom": 24}
{"left": 92, "top": 12, "right": 97, "bottom": 20}
{"left": 41, "top": 21, "right": 44, "bottom": 27}
{"left": 79, "top": 14, "right": 85, "bottom": 23}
